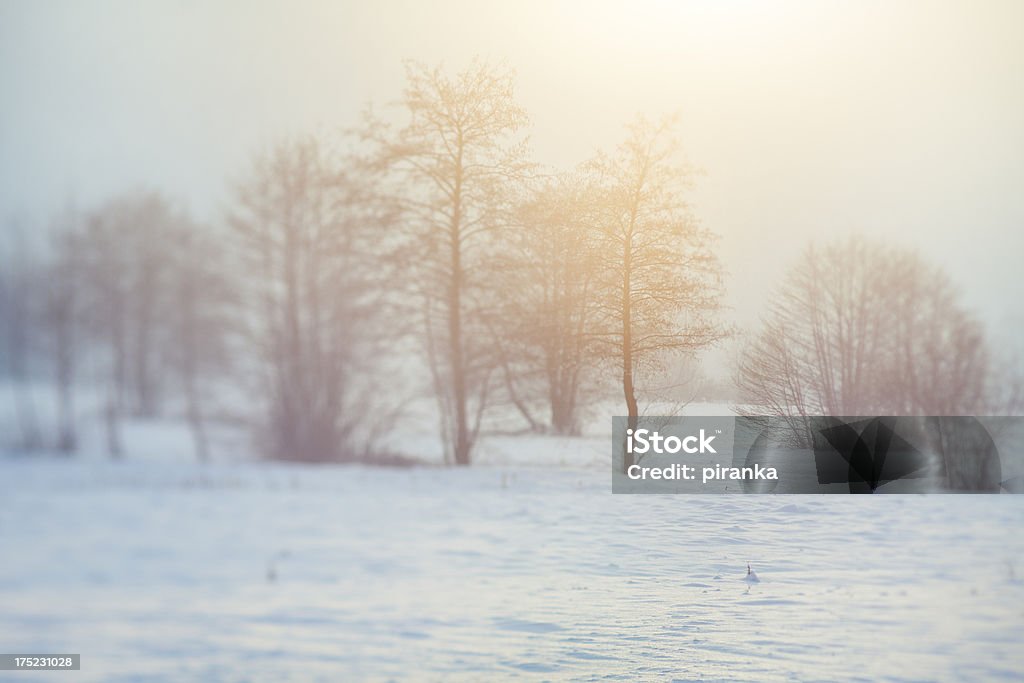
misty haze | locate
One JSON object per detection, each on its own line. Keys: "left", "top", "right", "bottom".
{"left": 1, "top": 1, "right": 1023, "bottom": 681}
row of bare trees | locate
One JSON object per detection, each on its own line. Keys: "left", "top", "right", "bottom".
{"left": 7, "top": 60, "right": 1010, "bottom": 468}
{"left": 359, "top": 63, "right": 725, "bottom": 464}
{"left": 1, "top": 60, "right": 726, "bottom": 465}
{"left": 0, "top": 194, "right": 232, "bottom": 459}
{"left": 736, "top": 238, "right": 1022, "bottom": 470}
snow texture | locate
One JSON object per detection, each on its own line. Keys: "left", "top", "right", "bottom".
{"left": 2, "top": 453, "right": 1023, "bottom": 681}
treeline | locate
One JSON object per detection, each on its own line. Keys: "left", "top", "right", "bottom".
{"left": 0, "top": 61, "right": 726, "bottom": 465}
{"left": 3, "top": 60, "right": 1017, "bottom": 467}
{"left": 0, "top": 194, "right": 232, "bottom": 459}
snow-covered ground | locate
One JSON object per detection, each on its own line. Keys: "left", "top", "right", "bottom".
{"left": 2, "top": 453, "right": 1023, "bottom": 682}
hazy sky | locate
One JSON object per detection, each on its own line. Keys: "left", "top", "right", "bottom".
{"left": 3, "top": 0, "right": 1023, "bottom": 368}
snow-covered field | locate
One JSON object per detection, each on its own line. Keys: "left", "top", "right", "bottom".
{"left": 2, "top": 454, "right": 1023, "bottom": 682}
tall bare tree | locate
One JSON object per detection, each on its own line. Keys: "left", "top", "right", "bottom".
{"left": 42, "top": 209, "right": 82, "bottom": 453}
{"left": 590, "top": 116, "right": 726, "bottom": 470}
{"left": 78, "top": 201, "right": 130, "bottom": 457}
{"left": 164, "top": 222, "right": 235, "bottom": 461}
{"left": 230, "top": 137, "right": 388, "bottom": 462}
{"left": 363, "top": 60, "right": 531, "bottom": 465}
{"left": 79, "top": 192, "right": 180, "bottom": 455}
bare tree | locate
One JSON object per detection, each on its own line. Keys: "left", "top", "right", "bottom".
{"left": 498, "top": 172, "right": 604, "bottom": 435}
{"left": 79, "top": 191, "right": 182, "bottom": 456}
{"left": 164, "top": 222, "right": 235, "bottom": 461}
{"left": 362, "top": 60, "right": 532, "bottom": 465}
{"left": 0, "top": 221, "right": 44, "bottom": 451}
{"left": 737, "top": 237, "right": 1014, "bottom": 447}
{"left": 589, "top": 116, "right": 726, "bottom": 470}
{"left": 42, "top": 209, "right": 82, "bottom": 453}
{"left": 78, "top": 208, "right": 126, "bottom": 456}
{"left": 230, "top": 137, "right": 389, "bottom": 462}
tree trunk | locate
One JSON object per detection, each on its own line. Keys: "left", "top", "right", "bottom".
{"left": 449, "top": 243, "right": 470, "bottom": 465}
{"left": 105, "top": 393, "right": 122, "bottom": 459}
{"left": 184, "top": 339, "right": 209, "bottom": 462}
{"left": 550, "top": 387, "right": 579, "bottom": 436}
{"left": 449, "top": 147, "right": 471, "bottom": 466}
{"left": 621, "top": 242, "right": 638, "bottom": 472}
{"left": 55, "top": 303, "right": 76, "bottom": 453}
{"left": 133, "top": 311, "right": 155, "bottom": 416}
{"left": 56, "top": 368, "right": 76, "bottom": 453}
{"left": 187, "top": 393, "right": 209, "bottom": 463}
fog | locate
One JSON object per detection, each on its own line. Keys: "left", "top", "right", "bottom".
{"left": 3, "top": 6, "right": 1024, "bottom": 679}
{"left": 3, "top": 0, "right": 1023, "bottom": 367}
